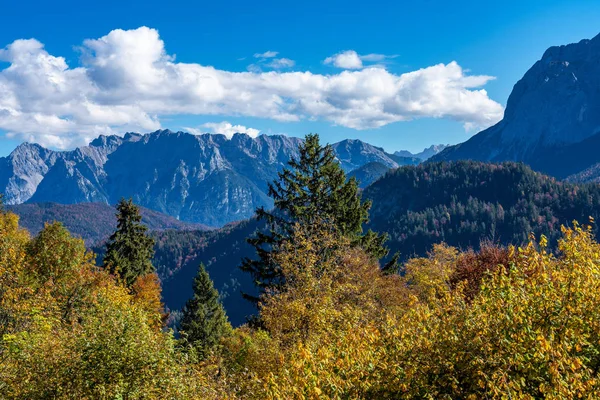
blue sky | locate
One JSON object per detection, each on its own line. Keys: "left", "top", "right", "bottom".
{"left": 1, "top": 0, "right": 600, "bottom": 156}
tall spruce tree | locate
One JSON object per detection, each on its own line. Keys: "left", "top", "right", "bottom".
{"left": 241, "top": 133, "right": 389, "bottom": 302}
{"left": 103, "top": 198, "right": 155, "bottom": 287}
{"left": 180, "top": 263, "right": 231, "bottom": 359}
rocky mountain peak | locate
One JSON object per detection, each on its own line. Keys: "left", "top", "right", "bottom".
{"left": 433, "top": 32, "right": 600, "bottom": 179}
{"left": 332, "top": 139, "right": 400, "bottom": 172}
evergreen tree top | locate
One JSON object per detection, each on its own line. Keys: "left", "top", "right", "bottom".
{"left": 103, "top": 198, "right": 155, "bottom": 288}
{"left": 180, "top": 263, "right": 231, "bottom": 359}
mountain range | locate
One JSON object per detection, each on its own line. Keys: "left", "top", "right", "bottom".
{"left": 433, "top": 33, "right": 600, "bottom": 179}
{"left": 0, "top": 132, "right": 420, "bottom": 227}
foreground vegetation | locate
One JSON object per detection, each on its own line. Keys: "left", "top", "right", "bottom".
{"left": 3, "top": 206, "right": 600, "bottom": 398}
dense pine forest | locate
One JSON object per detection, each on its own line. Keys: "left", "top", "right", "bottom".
{"left": 4, "top": 136, "right": 600, "bottom": 398}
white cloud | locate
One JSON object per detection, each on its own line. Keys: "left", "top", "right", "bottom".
{"left": 186, "top": 121, "right": 260, "bottom": 139}
{"left": 324, "top": 50, "right": 363, "bottom": 69}
{"left": 324, "top": 50, "right": 399, "bottom": 69}
{"left": 254, "top": 50, "right": 278, "bottom": 58}
{"left": 360, "top": 53, "right": 398, "bottom": 62}
{"left": 250, "top": 50, "right": 295, "bottom": 71}
{"left": 247, "top": 57, "right": 295, "bottom": 72}
{"left": 0, "top": 27, "right": 504, "bottom": 149}
{"left": 265, "top": 57, "right": 295, "bottom": 69}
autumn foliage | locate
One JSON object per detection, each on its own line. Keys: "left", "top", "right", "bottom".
{"left": 0, "top": 213, "right": 216, "bottom": 399}
{"left": 220, "top": 220, "right": 600, "bottom": 399}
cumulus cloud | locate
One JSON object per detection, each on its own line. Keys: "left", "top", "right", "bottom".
{"left": 0, "top": 26, "right": 504, "bottom": 149}
{"left": 324, "top": 50, "right": 399, "bottom": 69}
{"left": 187, "top": 121, "right": 260, "bottom": 139}
{"left": 324, "top": 50, "right": 364, "bottom": 69}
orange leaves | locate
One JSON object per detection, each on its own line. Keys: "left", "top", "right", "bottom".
{"left": 223, "top": 221, "right": 407, "bottom": 399}
{"left": 7, "top": 204, "right": 600, "bottom": 398}
{"left": 131, "top": 272, "right": 165, "bottom": 329}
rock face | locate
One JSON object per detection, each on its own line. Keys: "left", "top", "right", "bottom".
{"left": 395, "top": 144, "right": 448, "bottom": 160}
{"left": 0, "top": 130, "right": 409, "bottom": 226}
{"left": 433, "top": 33, "right": 600, "bottom": 179}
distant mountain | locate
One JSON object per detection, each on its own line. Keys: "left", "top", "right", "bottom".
{"left": 9, "top": 202, "right": 208, "bottom": 245}
{"left": 348, "top": 162, "right": 391, "bottom": 188}
{"left": 0, "top": 130, "right": 413, "bottom": 227}
{"left": 331, "top": 139, "right": 419, "bottom": 171}
{"left": 395, "top": 144, "right": 448, "bottom": 160}
{"left": 433, "top": 33, "right": 600, "bottom": 179}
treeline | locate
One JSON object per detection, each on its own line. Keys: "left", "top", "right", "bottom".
{"left": 4, "top": 138, "right": 600, "bottom": 398}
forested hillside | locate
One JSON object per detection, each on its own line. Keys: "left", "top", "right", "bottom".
{"left": 365, "top": 160, "right": 600, "bottom": 258}
{"left": 153, "top": 219, "right": 260, "bottom": 324}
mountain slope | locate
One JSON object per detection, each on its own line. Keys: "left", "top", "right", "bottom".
{"left": 0, "top": 130, "right": 409, "bottom": 226}
{"left": 567, "top": 162, "right": 600, "bottom": 183}
{"left": 9, "top": 202, "right": 208, "bottom": 245}
{"left": 363, "top": 161, "right": 600, "bottom": 258}
{"left": 433, "top": 33, "right": 600, "bottom": 178}
{"left": 348, "top": 162, "right": 391, "bottom": 188}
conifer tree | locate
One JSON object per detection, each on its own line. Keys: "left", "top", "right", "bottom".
{"left": 241, "top": 133, "right": 389, "bottom": 302}
{"left": 103, "top": 198, "right": 155, "bottom": 287}
{"left": 180, "top": 263, "right": 231, "bottom": 359}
